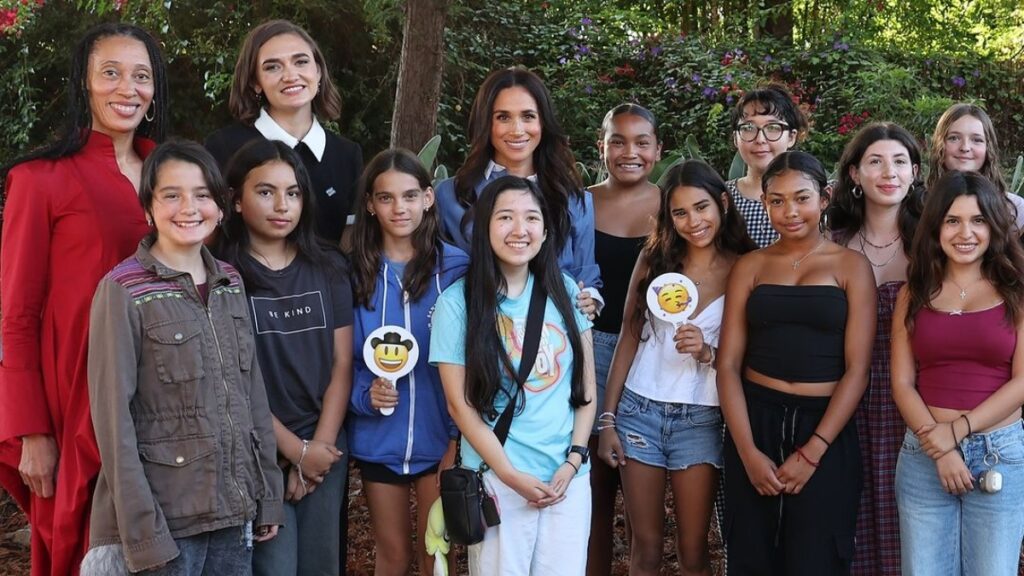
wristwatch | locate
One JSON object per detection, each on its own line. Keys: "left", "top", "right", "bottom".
{"left": 567, "top": 444, "right": 590, "bottom": 464}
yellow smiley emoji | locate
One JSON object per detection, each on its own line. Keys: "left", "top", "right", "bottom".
{"left": 371, "top": 331, "right": 415, "bottom": 374}
{"left": 656, "top": 282, "right": 691, "bottom": 314}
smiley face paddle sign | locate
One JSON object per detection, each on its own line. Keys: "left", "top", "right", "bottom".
{"left": 363, "top": 325, "right": 419, "bottom": 416}
{"left": 646, "top": 272, "right": 699, "bottom": 326}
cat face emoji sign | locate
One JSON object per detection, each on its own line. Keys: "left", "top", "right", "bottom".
{"left": 364, "top": 326, "right": 419, "bottom": 380}
{"left": 646, "top": 272, "right": 699, "bottom": 324}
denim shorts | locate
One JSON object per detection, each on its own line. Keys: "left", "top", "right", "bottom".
{"left": 591, "top": 330, "right": 619, "bottom": 435}
{"left": 615, "top": 387, "right": 723, "bottom": 470}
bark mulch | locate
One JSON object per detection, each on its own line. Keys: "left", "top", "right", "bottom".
{"left": 1, "top": 466, "right": 727, "bottom": 575}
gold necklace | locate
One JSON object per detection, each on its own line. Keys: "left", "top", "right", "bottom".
{"left": 858, "top": 230, "right": 900, "bottom": 250}
{"left": 792, "top": 237, "right": 825, "bottom": 270}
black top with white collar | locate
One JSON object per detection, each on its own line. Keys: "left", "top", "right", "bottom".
{"left": 205, "top": 123, "right": 363, "bottom": 244}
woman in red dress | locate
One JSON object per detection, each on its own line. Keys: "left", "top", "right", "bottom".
{"left": 0, "top": 23, "right": 167, "bottom": 576}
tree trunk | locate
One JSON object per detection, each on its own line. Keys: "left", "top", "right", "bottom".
{"left": 390, "top": 0, "right": 448, "bottom": 153}
{"left": 761, "top": 0, "right": 794, "bottom": 42}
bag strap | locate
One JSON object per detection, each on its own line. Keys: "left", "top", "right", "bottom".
{"left": 491, "top": 279, "right": 547, "bottom": 446}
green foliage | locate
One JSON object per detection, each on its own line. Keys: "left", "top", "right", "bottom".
{"left": 1, "top": 0, "right": 1022, "bottom": 191}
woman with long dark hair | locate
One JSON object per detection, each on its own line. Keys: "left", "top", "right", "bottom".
{"left": 347, "top": 149, "right": 466, "bottom": 576}
{"left": 892, "top": 171, "right": 1024, "bottom": 575}
{"left": 827, "top": 122, "right": 925, "bottom": 575}
{"left": 216, "top": 139, "right": 352, "bottom": 576}
{"left": 0, "top": 23, "right": 167, "bottom": 576}
{"left": 431, "top": 176, "right": 596, "bottom": 575}
{"left": 434, "top": 67, "right": 601, "bottom": 317}
{"left": 599, "top": 161, "right": 755, "bottom": 575}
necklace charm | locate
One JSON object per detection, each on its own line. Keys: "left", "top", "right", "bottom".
{"left": 792, "top": 237, "right": 825, "bottom": 270}
{"left": 959, "top": 288, "right": 967, "bottom": 300}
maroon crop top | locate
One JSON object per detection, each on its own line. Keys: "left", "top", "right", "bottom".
{"left": 911, "top": 303, "right": 1015, "bottom": 410}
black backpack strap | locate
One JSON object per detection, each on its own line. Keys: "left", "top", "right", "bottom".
{"left": 491, "top": 279, "right": 548, "bottom": 445}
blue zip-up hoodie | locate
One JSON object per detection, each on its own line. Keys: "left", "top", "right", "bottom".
{"left": 347, "top": 242, "right": 469, "bottom": 475}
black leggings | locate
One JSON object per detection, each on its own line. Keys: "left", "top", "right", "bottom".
{"left": 724, "top": 380, "right": 861, "bottom": 576}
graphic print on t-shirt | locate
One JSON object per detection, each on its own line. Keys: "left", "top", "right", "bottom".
{"left": 497, "top": 315, "right": 568, "bottom": 392}
{"left": 250, "top": 291, "right": 328, "bottom": 335}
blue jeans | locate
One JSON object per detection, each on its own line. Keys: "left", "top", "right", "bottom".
{"left": 591, "top": 330, "right": 618, "bottom": 435}
{"left": 253, "top": 434, "right": 347, "bottom": 576}
{"left": 896, "top": 420, "right": 1024, "bottom": 576}
{"left": 140, "top": 526, "right": 252, "bottom": 576}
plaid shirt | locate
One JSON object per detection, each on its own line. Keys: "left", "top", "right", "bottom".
{"left": 726, "top": 179, "right": 778, "bottom": 248}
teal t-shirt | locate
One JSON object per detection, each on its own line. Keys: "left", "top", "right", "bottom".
{"left": 429, "top": 272, "right": 593, "bottom": 480}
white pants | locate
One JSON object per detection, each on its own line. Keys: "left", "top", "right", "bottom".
{"left": 468, "top": 471, "right": 592, "bottom": 576}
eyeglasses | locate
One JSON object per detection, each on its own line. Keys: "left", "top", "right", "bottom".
{"left": 735, "top": 122, "right": 790, "bottom": 143}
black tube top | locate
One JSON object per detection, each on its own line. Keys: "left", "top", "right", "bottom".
{"left": 745, "top": 284, "right": 847, "bottom": 382}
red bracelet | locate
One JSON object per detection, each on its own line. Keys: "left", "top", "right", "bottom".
{"left": 795, "top": 446, "right": 820, "bottom": 468}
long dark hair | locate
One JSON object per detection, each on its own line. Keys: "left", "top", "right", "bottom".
{"left": 350, "top": 148, "right": 442, "bottom": 308}
{"left": 463, "top": 175, "right": 587, "bottom": 419}
{"left": 138, "top": 140, "right": 228, "bottom": 244}
{"left": 828, "top": 122, "right": 925, "bottom": 252}
{"left": 453, "top": 67, "right": 582, "bottom": 253}
{"left": 906, "top": 171, "right": 1024, "bottom": 329}
{"left": 2, "top": 23, "right": 168, "bottom": 199}
{"left": 216, "top": 139, "right": 340, "bottom": 289}
{"left": 228, "top": 19, "right": 342, "bottom": 123}
{"left": 632, "top": 161, "right": 756, "bottom": 338}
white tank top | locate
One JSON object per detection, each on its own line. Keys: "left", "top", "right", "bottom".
{"left": 623, "top": 295, "right": 724, "bottom": 405}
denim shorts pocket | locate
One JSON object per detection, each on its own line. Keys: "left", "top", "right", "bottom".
{"left": 139, "top": 434, "right": 218, "bottom": 519}
{"left": 145, "top": 320, "right": 205, "bottom": 384}
{"left": 687, "top": 405, "right": 723, "bottom": 427}
{"left": 900, "top": 430, "right": 922, "bottom": 454}
{"left": 992, "top": 427, "right": 1024, "bottom": 465}
{"left": 617, "top": 389, "right": 641, "bottom": 417}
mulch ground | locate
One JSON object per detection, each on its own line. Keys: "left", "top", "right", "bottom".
{"left": 1, "top": 466, "right": 725, "bottom": 575}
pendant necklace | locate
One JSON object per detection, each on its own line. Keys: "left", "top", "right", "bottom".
{"left": 792, "top": 237, "right": 825, "bottom": 270}
{"left": 948, "top": 276, "right": 981, "bottom": 301}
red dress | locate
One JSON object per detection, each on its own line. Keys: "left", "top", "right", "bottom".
{"left": 0, "top": 131, "right": 154, "bottom": 576}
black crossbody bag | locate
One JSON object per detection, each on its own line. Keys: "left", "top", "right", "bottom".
{"left": 439, "top": 281, "right": 547, "bottom": 545}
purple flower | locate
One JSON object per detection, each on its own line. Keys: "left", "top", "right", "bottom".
{"left": 691, "top": 73, "right": 702, "bottom": 83}
{"left": 567, "top": 27, "right": 578, "bottom": 38}
{"left": 724, "top": 73, "right": 733, "bottom": 82}
{"left": 664, "top": 76, "right": 677, "bottom": 88}
{"left": 763, "top": 54, "right": 773, "bottom": 63}
{"left": 735, "top": 48, "right": 744, "bottom": 56}
{"left": 575, "top": 44, "right": 590, "bottom": 55}
{"left": 726, "top": 95, "right": 734, "bottom": 105}
{"left": 650, "top": 45, "right": 663, "bottom": 57}
{"left": 972, "top": 69, "right": 980, "bottom": 78}
{"left": 832, "top": 40, "right": 849, "bottom": 51}
{"left": 782, "top": 64, "right": 792, "bottom": 73}
{"left": 580, "top": 17, "right": 592, "bottom": 25}
{"left": 558, "top": 56, "right": 567, "bottom": 65}
{"left": 702, "top": 87, "right": 716, "bottom": 99}
{"left": 952, "top": 75, "right": 966, "bottom": 88}
{"left": 584, "top": 84, "right": 593, "bottom": 95}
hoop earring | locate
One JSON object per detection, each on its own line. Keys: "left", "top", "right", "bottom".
{"left": 144, "top": 102, "right": 155, "bottom": 123}
{"left": 852, "top": 185, "right": 863, "bottom": 199}
{"left": 819, "top": 210, "right": 829, "bottom": 233}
